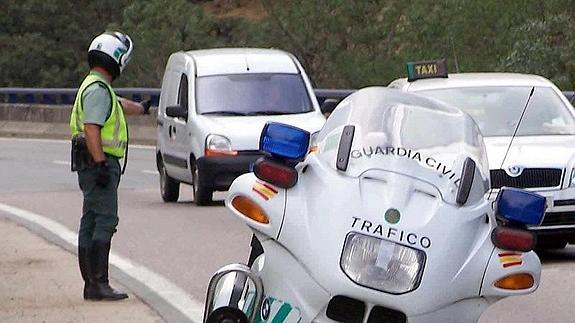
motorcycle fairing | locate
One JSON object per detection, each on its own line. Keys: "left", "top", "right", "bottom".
{"left": 218, "top": 88, "right": 543, "bottom": 323}
{"left": 226, "top": 175, "right": 287, "bottom": 239}
{"left": 255, "top": 239, "right": 330, "bottom": 323}
{"left": 278, "top": 157, "right": 496, "bottom": 316}
{"left": 480, "top": 248, "right": 541, "bottom": 297}
{"left": 314, "top": 87, "right": 490, "bottom": 206}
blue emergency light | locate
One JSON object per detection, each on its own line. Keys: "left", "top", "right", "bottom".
{"left": 259, "top": 122, "right": 310, "bottom": 161}
{"left": 496, "top": 187, "right": 546, "bottom": 226}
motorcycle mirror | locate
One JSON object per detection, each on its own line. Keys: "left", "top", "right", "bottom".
{"left": 456, "top": 157, "right": 476, "bottom": 205}
{"left": 496, "top": 187, "right": 545, "bottom": 226}
{"left": 204, "top": 264, "right": 264, "bottom": 323}
{"left": 320, "top": 98, "right": 339, "bottom": 114}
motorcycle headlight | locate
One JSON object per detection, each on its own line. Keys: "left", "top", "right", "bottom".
{"left": 340, "top": 232, "right": 426, "bottom": 294}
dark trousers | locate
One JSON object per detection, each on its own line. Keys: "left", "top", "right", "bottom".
{"left": 77, "top": 155, "right": 121, "bottom": 247}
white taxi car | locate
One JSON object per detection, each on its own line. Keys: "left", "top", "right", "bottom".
{"left": 389, "top": 60, "right": 575, "bottom": 248}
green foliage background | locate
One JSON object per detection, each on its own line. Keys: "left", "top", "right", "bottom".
{"left": 2, "top": 0, "right": 575, "bottom": 89}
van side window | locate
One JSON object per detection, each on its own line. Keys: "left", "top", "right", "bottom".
{"left": 177, "top": 74, "right": 189, "bottom": 111}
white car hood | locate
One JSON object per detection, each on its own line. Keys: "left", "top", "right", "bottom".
{"left": 484, "top": 135, "right": 575, "bottom": 169}
{"left": 197, "top": 112, "right": 325, "bottom": 151}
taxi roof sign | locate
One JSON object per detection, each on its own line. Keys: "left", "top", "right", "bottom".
{"left": 406, "top": 59, "right": 448, "bottom": 82}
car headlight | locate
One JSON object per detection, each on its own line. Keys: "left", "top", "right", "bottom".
{"left": 340, "top": 232, "right": 426, "bottom": 294}
{"left": 206, "top": 134, "right": 237, "bottom": 156}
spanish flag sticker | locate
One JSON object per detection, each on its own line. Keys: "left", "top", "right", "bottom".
{"left": 498, "top": 252, "right": 523, "bottom": 268}
{"left": 252, "top": 181, "right": 278, "bottom": 201}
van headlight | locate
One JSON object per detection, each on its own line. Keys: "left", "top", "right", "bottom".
{"left": 570, "top": 168, "right": 575, "bottom": 187}
{"left": 340, "top": 232, "right": 426, "bottom": 294}
{"left": 205, "top": 134, "right": 237, "bottom": 156}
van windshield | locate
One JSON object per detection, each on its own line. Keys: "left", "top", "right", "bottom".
{"left": 196, "top": 73, "right": 314, "bottom": 115}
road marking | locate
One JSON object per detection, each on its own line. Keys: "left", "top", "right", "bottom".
{"left": 0, "top": 137, "right": 70, "bottom": 144}
{"left": 0, "top": 137, "right": 155, "bottom": 150}
{"left": 0, "top": 202, "right": 204, "bottom": 323}
{"left": 53, "top": 160, "right": 71, "bottom": 166}
{"left": 131, "top": 144, "right": 156, "bottom": 150}
{"left": 54, "top": 161, "right": 159, "bottom": 176}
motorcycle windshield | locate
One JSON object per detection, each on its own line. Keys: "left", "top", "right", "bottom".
{"left": 314, "top": 87, "right": 490, "bottom": 205}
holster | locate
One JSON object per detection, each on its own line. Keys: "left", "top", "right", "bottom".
{"left": 71, "top": 136, "right": 93, "bottom": 172}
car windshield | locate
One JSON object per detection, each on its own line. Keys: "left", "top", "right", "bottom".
{"left": 196, "top": 73, "right": 313, "bottom": 115}
{"left": 314, "top": 87, "right": 490, "bottom": 205}
{"left": 417, "top": 86, "right": 575, "bottom": 137}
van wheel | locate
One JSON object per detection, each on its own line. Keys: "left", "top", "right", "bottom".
{"left": 159, "top": 158, "right": 180, "bottom": 202}
{"left": 192, "top": 164, "right": 212, "bottom": 206}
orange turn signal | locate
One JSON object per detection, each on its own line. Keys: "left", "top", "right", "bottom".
{"left": 205, "top": 149, "right": 238, "bottom": 157}
{"left": 494, "top": 273, "right": 534, "bottom": 290}
{"left": 231, "top": 196, "right": 269, "bottom": 224}
{"left": 309, "top": 146, "right": 319, "bottom": 153}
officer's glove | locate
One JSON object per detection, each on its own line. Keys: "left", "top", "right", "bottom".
{"left": 140, "top": 99, "right": 152, "bottom": 115}
{"left": 94, "top": 161, "right": 110, "bottom": 188}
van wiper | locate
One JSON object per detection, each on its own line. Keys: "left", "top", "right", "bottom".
{"left": 249, "top": 110, "right": 301, "bottom": 115}
{"left": 202, "top": 111, "right": 248, "bottom": 116}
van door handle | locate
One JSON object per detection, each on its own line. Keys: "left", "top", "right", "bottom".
{"left": 168, "top": 125, "right": 177, "bottom": 139}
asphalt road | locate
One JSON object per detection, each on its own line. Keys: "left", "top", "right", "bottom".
{"left": 1, "top": 137, "right": 575, "bottom": 322}
{"left": 0, "top": 137, "right": 251, "bottom": 308}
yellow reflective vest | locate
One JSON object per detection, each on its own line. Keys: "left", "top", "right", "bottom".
{"left": 70, "top": 72, "right": 127, "bottom": 158}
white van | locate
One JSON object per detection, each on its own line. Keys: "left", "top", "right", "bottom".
{"left": 156, "top": 48, "right": 326, "bottom": 205}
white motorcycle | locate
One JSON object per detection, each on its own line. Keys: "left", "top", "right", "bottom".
{"left": 204, "top": 88, "right": 546, "bottom": 323}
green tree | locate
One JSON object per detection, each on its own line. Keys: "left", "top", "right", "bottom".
{"left": 2, "top": 0, "right": 575, "bottom": 90}
{"left": 259, "top": 0, "right": 545, "bottom": 88}
{"left": 500, "top": 0, "right": 575, "bottom": 89}
{"left": 0, "top": 0, "right": 129, "bottom": 87}
{"left": 114, "top": 0, "right": 265, "bottom": 87}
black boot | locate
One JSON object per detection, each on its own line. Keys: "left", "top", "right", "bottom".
{"left": 89, "top": 240, "right": 128, "bottom": 301}
{"left": 78, "top": 245, "right": 93, "bottom": 299}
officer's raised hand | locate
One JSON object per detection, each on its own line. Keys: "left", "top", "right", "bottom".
{"left": 140, "top": 99, "right": 151, "bottom": 115}
{"left": 118, "top": 97, "right": 150, "bottom": 115}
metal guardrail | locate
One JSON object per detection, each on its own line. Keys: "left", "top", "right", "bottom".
{"left": 0, "top": 88, "right": 162, "bottom": 106}
{"left": 0, "top": 88, "right": 356, "bottom": 106}
{"left": 1, "top": 88, "right": 573, "bottom": 106}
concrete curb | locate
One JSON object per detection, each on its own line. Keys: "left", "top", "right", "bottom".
{"left": 0, "top": 203, "right": 202, "bottom": 323}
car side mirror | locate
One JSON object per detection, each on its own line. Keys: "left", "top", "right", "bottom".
{"left": 321, "top": 98, "right": 340, "bottom": 114}
{"left": 166, "top": 105, "right": 188, "bottom": 119}
{"left": 496, "top": 187, "right": 545, "bottom": 226}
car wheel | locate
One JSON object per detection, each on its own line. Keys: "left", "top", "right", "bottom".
{"left": 159, "top": 158, "right": 180, "bottom": 202}
{"left": 192, "top": 163, "right": 212, "bottom": 206}
{"left": 536, "top": 237, "right": 567, "bottom": 250}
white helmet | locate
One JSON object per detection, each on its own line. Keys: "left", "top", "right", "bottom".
{"left": 88, "top": 31, "right": 133, "bottom": 80}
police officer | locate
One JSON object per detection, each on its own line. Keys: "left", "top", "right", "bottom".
{"left": 70, "top": 31, "right": 150, "bottom": 300}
